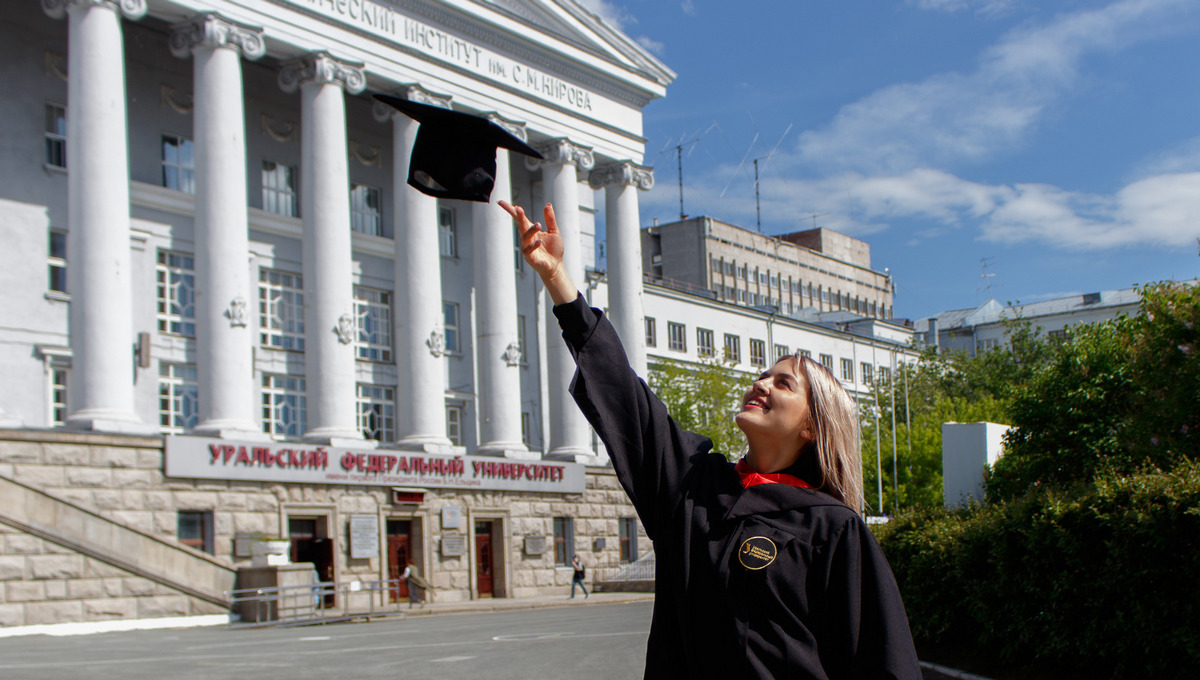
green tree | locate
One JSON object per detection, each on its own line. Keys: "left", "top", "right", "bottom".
{"left": 649, "top": 356, "right": 747, "bottom": 459}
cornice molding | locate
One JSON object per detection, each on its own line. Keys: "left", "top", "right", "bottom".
{"left": 169, "top": 12, "right": 266, "bottom": 61}
{"left": 372, "top": 84, "right": 452, "bottom": 123}
{"left": 486, "top": 113, "right": 529, "bottom": 143}
{"left": 528, "top": 137, "right": 594, "bottom": 173}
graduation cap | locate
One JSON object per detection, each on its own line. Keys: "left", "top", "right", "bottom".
{"left": 374, "top": 94, "right": 543, "bottom": 203}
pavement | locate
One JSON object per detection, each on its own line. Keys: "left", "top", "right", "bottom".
{"left": 370, "top": 589, "right": 656, "bottom": 619}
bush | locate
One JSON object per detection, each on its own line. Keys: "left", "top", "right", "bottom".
{"left": 877, "top": 462, "right": 1200, "bottom": 679}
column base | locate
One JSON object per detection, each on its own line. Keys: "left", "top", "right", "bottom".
{"left": 192, "top": 420, "right": 271, "bottom": 441}
{"left": 65, "top": 409, "right": 158, "bottom": 436}
{"left": 545, "top": 447, "right": 605, "bottom": 465}
{"left": 394, "top": 436, "right": 462, "bottom": 456}
{"left": 474, "top": 442, "right": 538, "bottom": 460}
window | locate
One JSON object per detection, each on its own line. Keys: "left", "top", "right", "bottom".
{"left": 737, "top": 265, "right": 747, "bottom": 281}
{"left": 758, "top": 271, "right": 767, "bottom": 285}
{"left": 619, "top": 517, "right": 639, "bottom": 563}
{"left": 161, "top": 134, "right": 194, "bottom": 194}
{"left": 697, "top": 328, "right": 714, "bottom": 357}
{"left": 774, "top": 344, "right": 790, "bottom": 362}
{"left": 443, "top": 302, "right": 460, "bottom": 353}
{"left": 723, "top": 261, "right": 734, "bottom": 276}
{"left": 156, "top": 251, "right": 196, "bottom": 337}
{"left": 446, "top": 404, "right": 462, "bottom": 445}
{"left": 723, "top": 334, "right": 741, "bottom": 363}
{"left": 262, "top": 374, "right": 306, "bottom": 437}
{"left": 354, "top": 286, "right": 392, "bottom": 362}
{"left": 1047, "top": 329, "right": 1068, "bottom": 343}
{"left": 158, "top": 363, "right": 198, "bottom": 434}
{"left": 350, "top": 183, "right": 381, "bottom": 235}
{"left": 521, "top": 411, "right": 532, "bottom": 446}
{"left": 259, "top": 269, "right": 305, "bottom": 350}
{"left": 438, "top": 206, "right": 456, "bottom": 257}
{"left": 513, "top": 223, "right": 524, "bottom": 271}
{"left": 262, "top": 160, "right": 297, "bottom": 216}
{"left": 770, "top": 274, "right": 779, "bottom": 288}
{"left": 840, "top": 358, "right": 854, "bottom": 382}
{"left": 819, "top": 353, "right": 833, "bottom": 369}
{"left": 357, "top": 384, "right": 394, "bottom": 442}
{"left": 861, "top": 362, "right": 874, "bottom": 386}
{"left": 45, "top": 103, "right": 66, "bottom": 168}
{"left": 668, "top": 322, "right": 686, "bottom": 352}
{"left": 49, "top": 365, "right": 69, "bottom": 427}
{"left": 48, "top": 229, "right": 67, "bottom": 293}
{"left": 177, "top": 510, "right": 214, "bottom": 555}
{"left": 553, "top": 517, "right": 574, "bottom": 566}
{"left": 798, "top": 349, "right": 812, "bottom": 359}
{"left": 878, "top": 366, "right": 891, "bottom": 385}
{"left": 750, "top": 339, "right": 766, "bottom": 368}
{"left": 645, "top": 317, "right": 656, "bottom": 348}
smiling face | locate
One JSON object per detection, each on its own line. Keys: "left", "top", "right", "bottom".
{"left": 734, "top": 356, "right": 815, "bottom": 470}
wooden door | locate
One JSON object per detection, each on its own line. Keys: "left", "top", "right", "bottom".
{"left": 387, "top": 520, "right": 410, "bottom": 603}
{"left": 475, "top": 521, "right": 493, "bottom": 597}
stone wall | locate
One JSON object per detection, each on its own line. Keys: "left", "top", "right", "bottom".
{"left": 0, "top": 430, "right": 651, "bottom": 626}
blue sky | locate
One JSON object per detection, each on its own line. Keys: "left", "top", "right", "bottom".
{"left": 580, "top": 0, "right": 1200, "bottom": 320}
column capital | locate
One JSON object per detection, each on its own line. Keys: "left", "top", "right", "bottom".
{"left": 169, "top": 12, "right": 265, "bottom": 60}
{"left": 486, "top": 114, "right": 529, "bottom": 144}
{"left": 44, "top": 0, "right": 146, "bottom": 20}
{"left": 278, "top": 51, "right": 366, "bottom": 95}
{"left": 589, "top": 161, "right": 654, "bottom": 191}
{"left": 526, "top": 138, "right": 594, "bottom": 173}
{"left": 372, "top": 85, "right": 452, "bottom": 123}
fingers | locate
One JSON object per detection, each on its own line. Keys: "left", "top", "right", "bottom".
{"left": 543, "top": 203, "right": 559, "bottom": 234}
{"left": 498, "top": 200, "right": 533, "bottom": 230}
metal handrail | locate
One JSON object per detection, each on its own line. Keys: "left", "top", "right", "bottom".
{"left": 226, "top": 578, "right": 407, "bottom": 625}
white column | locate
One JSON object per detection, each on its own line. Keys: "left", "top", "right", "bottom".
{"left": 44, "top": 0, "right": 153, "bottom": 433}
{"left": 170, "top": 13, "right": 265, "bottom": 438}
{"left": 472, "top": 114, "right": 533, "bottom": 459}
{"left": 590, "top": 162, "right": 654, "bottom": 379}
{"left": 532, "top": 139, "right": 595, "bottom": 461}
{"left": 279, "top": 53, "right": 366, "bottom": 444}
{"left": 373, "top": 88, "right": 455, "bottom": 452}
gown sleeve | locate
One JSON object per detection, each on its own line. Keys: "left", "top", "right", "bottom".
{"left": 818, "top": 518, "right": 923, "bottom": 680}
{"left": 553, "top": 294, "right": 713, "bottom": 540}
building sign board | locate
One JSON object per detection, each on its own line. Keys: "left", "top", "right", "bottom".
{"left": 282, "top": 0, "right": 626, "bottom": 121}
{"left": 441, "top": 534, "right": 467, "bottom": 557}
{"left": 165, "top": 436, "right": 585, "bottom": 494}
{"left": 349, "top": 514, "right": 379, "bottom": 559}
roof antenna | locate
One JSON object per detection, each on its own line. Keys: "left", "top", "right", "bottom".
{"left": 979, "top": 257, "right": 999, "bottom": 300}
{"left": 664, "top": 123, "right": 716, "bottom": 221}
{"left": 750, "top": 124, "right": 792, "bottom": 232}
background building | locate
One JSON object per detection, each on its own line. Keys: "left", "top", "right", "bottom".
{"left": 642, "top": 216, "right": 895, "bottom": 319}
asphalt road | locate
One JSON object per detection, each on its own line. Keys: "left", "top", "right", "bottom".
{"left": 0, "top": 601, "right": 975, "bottom": 680}
{"left": 0, "top": 602, "right": 653, "bottom": 680}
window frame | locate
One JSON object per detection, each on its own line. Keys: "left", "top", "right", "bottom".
{"left": 161, "top": 133, "right": 195, "bottom": 194}
{"left": 446, "top": 404, "right": 462, "bottom": 446}
{"left": 553, "top": 517, "right": 575, "bottom": 566}
{"left": 667, "top": 322, "right": 686, "bottom": 352}
{"left": 619, "top": 517, "right": 639, "bottom": 563}
{"left": 438, "top": 205, "right": 457, "bottom": 258}
{"left": 156, "top": 250, "right": 196, "bottom": 338}
{"left": 644, "top": 317, "right": 656, "bottom": 348}
{"left": 723, "top": 333, "right": 741, "bottom": 363}
{"left": 350, "top": 183, "right": 382, "bottom": 236}
{"left": 45, "top": 102, "right": 67, "bottom": 169}
{"left": 840, "top": 357, "right": 855, "bottom": 382}
{"left": 696, "top": 328, "right": 715, "bottom": 358}
{"left": 262, "top": 159, "right": 298, "bottom": 217}
{"left": 261, "top": 373, "right": 307, "bottom": 438}
{"left": 750, "top": 339, "right": 766, "bottom": 368}
{"left": 258, "top": 269, "right": 305, "bottom": 351}
{"left": 48, "top": 229, "right": 67, "bottom": 294}
{"left": 177, "top": 510, "right": 214, "bottom": 555}
{"left": 443, "top": 301, "right": 460, "bottom": 354}
{"left": 353, "top": 285, "right": 392, "bottom": 362}
{"left": 818, "top": 353, "right": 833, "bottom": 369}
{"left": 356, "top": 383, "right": 395, "bottom": 442}
{"left": 158, "top": 362, "right": 199, "bottom": 434}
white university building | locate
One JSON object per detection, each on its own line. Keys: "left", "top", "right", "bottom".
{"left": 0, "top": 0, "right": 917, "bottom": 629}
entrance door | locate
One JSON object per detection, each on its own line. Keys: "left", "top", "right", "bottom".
{"left": 386, "top": 520, "right": 411, "bottom": 603}
{"left": 289, "top": 518, "right": 335, "bottom": 607}
{"left": 475, "top": 520, "right": 494, "bottom": 597}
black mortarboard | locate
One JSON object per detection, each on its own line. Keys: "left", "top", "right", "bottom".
{"left": 374, "top": 94, "right": 543, "bottom": 203}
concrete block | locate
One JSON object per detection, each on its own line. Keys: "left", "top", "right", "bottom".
{"left": 12, "top": 465, "right": 64, "bottom": 488}
{"left": 109, "top": 511, "right": 153, "bottom": 532}
{"left": 0, "top": 463, "right": 14, "bottom": 478}
{"left": 137, "top": 449, "right": 164, "bottom": 469}
{"left": 60, "top": 489, "right": 96, "bottom": 508}
{"left": 154, "top": 511, "right": 178, "bottom": 534}
{"left": 67, "top": 578, "right": 106, "bottom": 600}
{"left": 113, "top": 469, "right": 155, "bottom": 489}
{"left": 232, "top": 512, "right": 267, "bottom": 534}
{"left": 137, "top": 595, "right": 189, "bottom": 619}
{"left": 246, "top": 494, "right": 279, "bottom": 512}
{"left": 91, "top": 489, "right": 124, "bottom": 510}
{"left": 29, "top": 554, "right": 84, "bottom": 580}
{"left": 216, "top": 492, "right": 247, "bottom": 510}
{"left": 65, "top": 466, "right": 112, "bottom": 487}
{"left": 6, "top": 580, "right": 45, "bottom": 602}
{"left": 91, "top": 446, "right": 139, "bottom": 468}
{"left": 84, "top": 596, "right": 137, "bottom": 620}
{"left": 44, "top": 580, "right": 67, "bottom": 599}
{"left": 123, "top": 578, "right": 156, "bottom": 597}
{"left": 40, "top": 541, "right": 75, "bottom": 555}
{"left": 83, "top": 558, "right": 127, "bottom": 578}
{"left": 0, "top": 556, "right": 27, "bottom": 580}
{"left": 42, "top": 443, "right": 91, "bottom": 465}
{"left": 0, "top": 603, "right": 24, "bottom": 627}
{"left": 25, "top": 600, "right": 83, "bottom": 625}
{"left": 141, "top": 490, "right": 174, "bottom": 511}
{"left": 102, "top": 577, "right": 125, "bottom": 597}
{"left": 0, "top": 441, "right": 41, "bottom": 463}
{"left": 174, "top": 491, "right": 216, "bottom": 510}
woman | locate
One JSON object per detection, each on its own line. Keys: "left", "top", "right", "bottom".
{"left": 500, "top": 201, "right": 920, "bottom": 680}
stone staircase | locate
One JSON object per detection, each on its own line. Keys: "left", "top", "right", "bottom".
{"left": 0, "top": 474, "right": 235, "bottom": 609}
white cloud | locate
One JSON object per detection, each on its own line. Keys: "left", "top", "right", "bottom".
{"left": 636, "top": 36, "right": 665, "bottom": 55}
{"left": 681, "top": 0, "right": 696, "bottom": 15}
{"left": 794, "top": 0, "right": 1190, "bottom": 173}
{"left": 907, "top": 0, "right": 1019, "bottom": 17}
{"left": 576, "top": 0, "right": 632, "bottom": 30}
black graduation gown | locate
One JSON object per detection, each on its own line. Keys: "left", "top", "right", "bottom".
{"left": 554, "top": 296, "right": 921, "bottom": 680}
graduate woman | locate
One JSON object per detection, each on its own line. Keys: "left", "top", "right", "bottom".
{"left": 501, "top": 200, "right": 922, "bottom": 680}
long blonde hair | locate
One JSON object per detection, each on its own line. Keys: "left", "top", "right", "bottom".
{"left": 795, "top": 355, "right": 864, "bottom": 514}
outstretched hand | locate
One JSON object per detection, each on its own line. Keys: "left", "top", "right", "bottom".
{"left": 499, "top": 201, "right": 576, "bottom": 304}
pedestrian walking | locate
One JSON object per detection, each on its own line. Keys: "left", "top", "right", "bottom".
{"left": 501, "top": 200, "right": 921, "bottom": 680}
{"left": 570, "top": 554, "right": 588, "bottom": 599}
